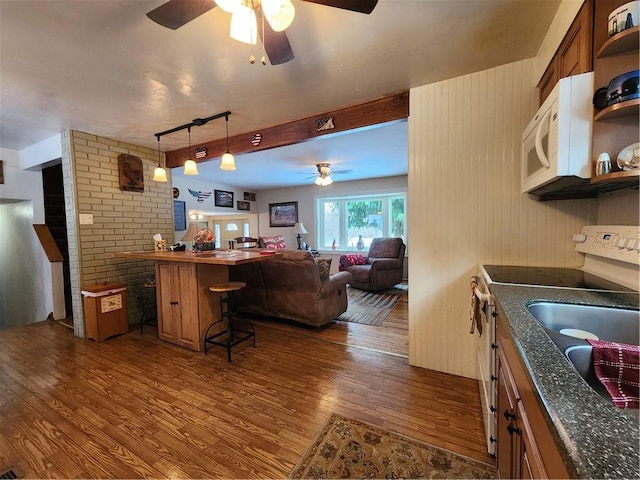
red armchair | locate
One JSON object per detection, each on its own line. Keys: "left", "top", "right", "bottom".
{"left": 339, "top": 237, "right": 406, "bottom": 291}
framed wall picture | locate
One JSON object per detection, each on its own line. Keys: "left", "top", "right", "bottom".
{"left": 173, "top": 200, "right": 186, "bottom": 230}
{"left": 237, "top": 200, "right": 250, "bottom": 211}
{"left": 117, "top": 153, "right": 144, "bottom": 192}
{"left": 244, "top": 192, "right": 256, "bottom": 202}
{"left": 214, "top": 189, "right": 234, "bottom": 208}
{"left": 269, "top": 201, "right": 298, "bottom": 227}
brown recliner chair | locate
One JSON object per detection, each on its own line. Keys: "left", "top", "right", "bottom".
{"left": 339, "top": 237, "right": 406, "bottom": 291}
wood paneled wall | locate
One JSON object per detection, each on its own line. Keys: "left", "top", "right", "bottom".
{"left": 407, "top": 58, "right": 598, "bottom": 378}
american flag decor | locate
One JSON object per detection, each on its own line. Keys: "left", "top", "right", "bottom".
{"left": 250, "top": 133, "right": 262, "bottom": 146}
{"left": 188, "top": 188, "right": 212, "bottom": 203}
{"left": 195, "top": 147, "right": 207, "bottom": 159}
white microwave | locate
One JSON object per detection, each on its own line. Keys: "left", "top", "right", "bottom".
{"left": 521, "top": 72, "right": 594, "bottom": 194}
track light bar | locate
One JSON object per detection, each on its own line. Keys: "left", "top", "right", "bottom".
{"left": 153, "top": 111, "right": 232, "bottom": 139}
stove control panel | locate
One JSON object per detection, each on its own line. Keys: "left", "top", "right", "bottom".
{"left": 574, "top": 225, "right": 640, "bottom": 265}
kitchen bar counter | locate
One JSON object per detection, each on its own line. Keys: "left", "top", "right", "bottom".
{"left": 490, "top": 284, "right": 639, "bottom": 479}
{"left": 114, "top": 249, "right": 278, "bottom": 352}
{"left": 114, "top": 249, "right": 277, "bottom": 265}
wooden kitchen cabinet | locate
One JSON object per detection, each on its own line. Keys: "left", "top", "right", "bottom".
{"left": 538, "top": 0, "right": 593, "bottom": 104}
{"left": 495, "top": 305, "right": 569, "bottom": 479}
{"left": 156, "top": 261, "right": 201, "bottom": 350}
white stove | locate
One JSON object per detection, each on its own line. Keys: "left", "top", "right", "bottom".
{"left": 473, "top": 225, "right": 640, "bottom": 455}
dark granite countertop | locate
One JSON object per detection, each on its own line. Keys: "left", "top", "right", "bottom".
{"left": 489, "top": 284, "right": 639, "bottom": 479}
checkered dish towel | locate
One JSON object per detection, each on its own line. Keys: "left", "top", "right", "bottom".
{"left": 587, "top": 339, "right": 640, "bottom": 409}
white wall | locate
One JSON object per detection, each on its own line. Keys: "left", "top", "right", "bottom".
{"left": 407, "top": 58, "right": 599, "bottom": 379}
{"left": 171, "top": 172, "right": 258, "bottom": 240}
{"left": 256, "top": 175, "right": 408, "bottom": 252}
{"left": 0, "top": 147, "right": 52, "bottom": 328}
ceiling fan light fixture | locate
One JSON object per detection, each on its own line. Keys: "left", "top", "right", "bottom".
{"left": 230, "top": 3, "right": 257, "bottom": 44}
{"left": 214, "top": 0, "right": 242, "bottom": 13}
{"left": 262, "top": 0, "right": 295, "bottom": 32}
{"left": 315, "top": 174, "right": 333, "bottom": 186}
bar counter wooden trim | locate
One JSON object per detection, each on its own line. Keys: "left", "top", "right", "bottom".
{"left": 114, "top": 249, "right": 279, "bottom": 266}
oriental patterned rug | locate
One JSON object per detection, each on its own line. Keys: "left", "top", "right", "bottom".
{"left": 289, "top": 414, "right": 496, "bottom": 479}
{"left": 337, "top": 284, "right": 407, "bottom": 326}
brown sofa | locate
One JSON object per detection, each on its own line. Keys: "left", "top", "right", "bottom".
{"left": 229, "top": 250, "right": 352, "bottom": 327}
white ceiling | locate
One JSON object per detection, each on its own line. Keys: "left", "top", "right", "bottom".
{"left": 0, "top": 0, "right": 560, "bottom": 190}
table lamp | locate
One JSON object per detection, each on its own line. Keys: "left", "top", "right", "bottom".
{"left": 290, "top": 222, "right": 308, "bottom": 250}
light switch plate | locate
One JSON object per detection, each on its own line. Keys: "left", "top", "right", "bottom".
{"left": 79, "top": 213, "right": 94, "bottom": 225}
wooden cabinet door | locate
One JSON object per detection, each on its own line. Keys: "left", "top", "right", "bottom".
{"left": 558, "top": 1, "right": 593, "bottom": 79}
{"left": 496, "top": 350, "right": 519, "bottom": 479}
{"left": 538, "top": 0, "right": 593, "bottom": 104}
{"left": 517, "top": 407, "right": 547, "bottom": 480}
{"left": 155, "top": 261, "right": 201, "bottom": 350}
{"left": 173, "top": 263, "right": 200, "bottom": 350}
{"left": 156, "top": 262, "right": 176, "bottom": 343}
{"left": 538, "top": 60, "right": 558, "bottom": 105}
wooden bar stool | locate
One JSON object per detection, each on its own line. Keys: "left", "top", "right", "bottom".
{"left": 203, "top": 281, "right": 255, "bottom": 362}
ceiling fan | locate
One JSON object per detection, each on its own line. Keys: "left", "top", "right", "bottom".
{"left": 303, "top": 163, "right": 353, "bottom": 185}
{"left": 146, "top": 0, "right": 379, "bottom": 65}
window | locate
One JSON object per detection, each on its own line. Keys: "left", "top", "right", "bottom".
{"left": 316, "top": 192, "right": 406, "bottom": 251}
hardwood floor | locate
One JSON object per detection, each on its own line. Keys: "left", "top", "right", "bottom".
{"left": 0, "top": 291, "right": 494, "bottom": 478}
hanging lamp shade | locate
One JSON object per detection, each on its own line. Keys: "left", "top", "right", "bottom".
{"left": 184, "top": 126, "right": 199, "bottom": 175}
{"left": 153, "top": 165, "right": 168, "bottom": 182}
{"left": 230, "top": 3, "right": 257, "bottom": 44}
{"left": 184, "top": 159, "right": 199, "bottom": 175}
{"left": 153, "top": 136, "right": 168, "bottom": 182}
{"left": 220, "top": 114, "right": 236, "bottom": 171}
{"left": 262, "top": 0, "right": 295, "bottom": 32}
{"left": 220, "top": 152, "right": 236, "bottom": 171}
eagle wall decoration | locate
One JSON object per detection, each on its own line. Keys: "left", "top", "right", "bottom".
{"left": 188, "top": 188, "right": 212, "bottom": 203}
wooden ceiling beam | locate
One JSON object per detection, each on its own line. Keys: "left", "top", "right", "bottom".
{"left": 164, "top": 91, "right": 409, "bottom": 169}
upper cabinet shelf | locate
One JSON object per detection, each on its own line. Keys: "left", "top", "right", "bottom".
{"left": 594, "top": 98, "right": 640, "bottom": 121}
{"left": 596, "top": 26, "right": 640, "bottom": 58}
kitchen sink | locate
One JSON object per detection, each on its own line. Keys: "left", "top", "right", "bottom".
{"left": 527, "top": 302, "right": 639, "bottom": 344}
{"left": 527, "top": 302, "right": 640, "bottom": 401}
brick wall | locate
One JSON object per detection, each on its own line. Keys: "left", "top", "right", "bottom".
{"left": 62, "top": 129, "right": 173, "bottom": 336}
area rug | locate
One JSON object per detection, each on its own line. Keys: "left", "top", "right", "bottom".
{"left": 290, "top": 414, "right": 496, "bottom": 479}
{"left": 336, "top": 284, "right": 407, "bottom": 326}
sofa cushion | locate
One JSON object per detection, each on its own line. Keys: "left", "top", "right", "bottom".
{"left": 339, "top": 253, "right": 366, "bottom": 271}
{"left": 315, "top": 258, "right": 332, "bottom": 282}
{"left": 261, "top": 235, "right": 287, "bottom": 249}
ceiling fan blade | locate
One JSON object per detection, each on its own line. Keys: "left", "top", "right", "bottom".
{"left": 146, "top": 0, "right": 217, "bottom": 30}
{"left": 301, "top": 0, "right": 378, "bottom": 14}
{"left": 257, "top": 10, "right": 295, "bottom": 65}
{"left": 333, "top": 169, "right": 354, "bottom": 174}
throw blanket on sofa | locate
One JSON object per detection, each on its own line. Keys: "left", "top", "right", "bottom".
{"left": 587, "top": 339, "right": 640, "bottom": 409}
{"left": 339, "top": 254, "right": 366, "bottom": 271}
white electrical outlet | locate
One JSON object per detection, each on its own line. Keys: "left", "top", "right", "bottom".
{"left": 79, "top": 213, "right": 94, "bottom": 225}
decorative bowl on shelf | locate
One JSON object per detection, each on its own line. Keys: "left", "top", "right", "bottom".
{"left": 617, "top": 143, "right": 640, "bottom": 170}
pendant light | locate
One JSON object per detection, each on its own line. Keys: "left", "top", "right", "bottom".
{"left": 183, "top": 126, "right": 199, "bottom": 175}
{"left": 220, "top": 114, "right": 236, "bottom": 171}
{"left": 152, "top": 135, "right": 168, "bottom": 182}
